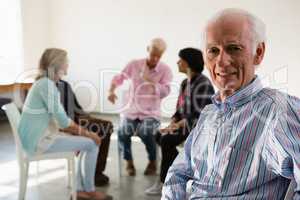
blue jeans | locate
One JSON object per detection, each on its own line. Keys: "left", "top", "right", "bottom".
{"left": 118, "top": 118, "right": 160, "bottom": 161}
{"left": 44, "top": 135, "right": 99, "bottom": 192}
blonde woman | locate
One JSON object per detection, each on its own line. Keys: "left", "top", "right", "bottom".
{"left": 18, "top": 48, "right": 113, "bottom": 200}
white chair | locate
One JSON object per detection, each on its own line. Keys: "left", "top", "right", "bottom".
{"left": 284, "top": 179, "right": 296, "bottom": 200}
{"left": 2, "top": 103, "right": 76, "bottom": 200}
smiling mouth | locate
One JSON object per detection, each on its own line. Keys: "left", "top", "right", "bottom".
{"left": 216, "top": 72, "right": 237, "bottom": 77}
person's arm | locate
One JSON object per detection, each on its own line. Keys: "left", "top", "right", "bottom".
{"left": 185, "top": 79, "right": 214, "bottom": 127}
{"left": 160, "top": 119, "right": 186, "bottom": 135}
{"left": 62, "top": 121, "right": 101, "bottom": 145}
{"left": 69, "top": 83, "right": 86, "bottom": 115}
{"left": 171, "top": 80, "right": 186, "bottom": 122}
{"left": 39, "top": 79, "right": 71, "bottom": 129}
{"left": 160, "top": 80, "right": 188, "bottom": 134}
{"left": 143, "top": 65, "right": 173, "bottom": 99}
{"left": 40, "top": 79, "right": 101, "bottom": 145}
{"left": 58, "top": 80, "right": 87, "bottom": 118}
{"left": 108, "top": 61, "right": 134, "bottom": 104}
{"left": 267, "top": 97, "right": 300, "bottom": 197}
{"left": 161, "top": 125, "right": 195, "bottom": 200}
{"left": 108, "top": 83, "right": 118, "bottom": 104}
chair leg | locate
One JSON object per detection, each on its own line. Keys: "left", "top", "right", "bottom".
{"left": 155, "top": 144, "right": 159, "bottom": 160}
{"left": 155, "top": 144, "right": 160, "bottom": 168}
{"left": 36, "top": 161, "right": 39, "bottom": 184}
{"left": 19, "top": 162, "right": 29, "bottom": 200}
{"left": 67, "top": 159, "right": 71, "bottom": 188}
{"left": 117, "top": 135, "right": 122, "bottom": 178}
{"left": 70, "top": 157, "right": 77, "bottom": 200}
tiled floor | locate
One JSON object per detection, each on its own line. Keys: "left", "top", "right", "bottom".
{"left": 0, "top": 114, "right": 167, "bottom": 200}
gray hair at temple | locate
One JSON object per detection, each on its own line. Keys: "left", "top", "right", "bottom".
{"left": 148, "top": 38, "right": 167, "bottom": 53}
{"left": 201, "top": 8, "right": 267, "bottom": 53}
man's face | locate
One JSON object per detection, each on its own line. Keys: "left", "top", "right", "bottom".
{"left": 147, "top": 47, "right": 164, "bottom": 68}
{"left": 204, "top": 17, "right": 263, "bottom": 96}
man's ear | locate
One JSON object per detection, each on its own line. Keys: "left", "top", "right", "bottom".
{"left": 147, "top": 46, "right": 150, "bottom": 52}
{"left": 254, "top": 42, "right": 265, "bottom": 65}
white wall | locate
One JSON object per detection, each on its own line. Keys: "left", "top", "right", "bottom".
{"left": 21, "top": 0, "right": 51, "bottom": 74}
{"left": 0, "top": 0, "right": 23, "bottom": 84}
{"left": 21, "top": 0, "right": 300, "bottom": 116}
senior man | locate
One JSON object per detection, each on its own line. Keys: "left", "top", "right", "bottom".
{"left": 162, "top": 8, "right": 300, "bottom": 199}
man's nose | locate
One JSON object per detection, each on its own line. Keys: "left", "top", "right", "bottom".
{"left": 216, "top": 50, "right": 231, "bottom": 68}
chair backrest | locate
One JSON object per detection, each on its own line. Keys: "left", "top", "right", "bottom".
{"left": 284, "top": 179, "right": 296, "bottom": 200}
{"left": 2, "top": 103, "right": 27, "bottom": 163}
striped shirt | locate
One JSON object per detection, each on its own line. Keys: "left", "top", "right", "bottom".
{"left": 162, "top": 77, "right": 300, "bottom": 200}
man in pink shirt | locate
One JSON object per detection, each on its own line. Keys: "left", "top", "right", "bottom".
{"left": 108, "top": 38, "right": 173, "bottom": 176}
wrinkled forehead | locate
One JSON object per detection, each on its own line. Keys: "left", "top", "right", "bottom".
{"left": 205, "top": 16, "right": 252, "bottom": 46}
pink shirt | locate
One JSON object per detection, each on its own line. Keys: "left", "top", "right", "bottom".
{"left": 112, "top": 58, "right": 173, "bottom": 120}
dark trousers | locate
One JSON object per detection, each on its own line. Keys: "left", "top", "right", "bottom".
{"left": 76, "top": 114, "right": 113, "bottom": 177}
{"left": 156, "top": 128, "right": 189, "bottom": 183}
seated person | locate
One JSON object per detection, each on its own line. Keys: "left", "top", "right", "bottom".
{"left": 162, "top": 8, "right": 300, "bottom": 199}
{"left": 18, "top": 48, "right": 112, "bottom": 200}
{"left": 56, "top": 79, "right": 113, "bottom": 186}
{"left": 108, "top": 38, "right": 173, "bottom": 176}
{"left": 145, "top": 48, "right": 215, "bottom": 195}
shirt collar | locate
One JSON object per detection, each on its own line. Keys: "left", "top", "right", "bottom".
{"left": 212, "top": 76, "right": 263, "bottom": 111}
{"left": 144, "top": 58, "right": 160, "bottom": 72}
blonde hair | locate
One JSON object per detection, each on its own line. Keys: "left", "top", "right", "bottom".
{"left": 36, "top": 48, "right": 68, "bottom": 80}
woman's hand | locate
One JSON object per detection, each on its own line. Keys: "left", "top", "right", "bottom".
{"left": 88, "top": 132, "right": 102, "bottom": 145}
{"left": 160, "top": 122, "right": 180, "bottom": 135}
{"left": 64, "top": 121, "right": 102, "bottom": 145}
{"left": 160, "top": 119, "right": 187, "bottom": 135}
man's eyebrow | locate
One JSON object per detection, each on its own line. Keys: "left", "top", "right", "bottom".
{"left": 225, "top": 41, "right": 242, "bottom": 45}
{"left": 206, "top": 43, "right": 218, "bottom": 48}
{"left": 205, "top": 41, "right": 244, "bottom": 49}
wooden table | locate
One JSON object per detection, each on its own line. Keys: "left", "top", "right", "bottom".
{"left": 0, "top": 83, "right": 33, "bottom": 94}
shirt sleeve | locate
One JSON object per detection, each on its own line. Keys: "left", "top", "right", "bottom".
{"left": 111, "top": 60, "right": 134, "bottom": 86}
{"left": 266, "top": 96, "right": 300, "bottom": 196}
{"left": 39, "top": 79, "right": 71, "bottom": 128}
{"left": 161, "top": 122, "right": 195, "bottom": 200}
{"left": 154, "top": 65, "right": 173, "bottom": 98}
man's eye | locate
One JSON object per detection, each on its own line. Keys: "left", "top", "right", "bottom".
{"left": 227, "top": 45, "right": 242, "bottom": 53}
{"left": 207, "top": 47, "right": 219, "bottom": 55}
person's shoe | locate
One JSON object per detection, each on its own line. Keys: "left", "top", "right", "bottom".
{"left": 71, "top": 191, "right": 113, "bottom": 200}
{"left": 95, "top": 173, "right": 109, "bottom": 187}
{"left": 145, "top": 181, "right": 163, "bottom": 195}
{"left": 92, "top": 194, "right": 113, "bottom": 200}
{"left": 126, "top": 160, "right": 136, "bottom": 176}
{"left": 88, "top": 191, "right": 113, "bottom": 200}
{"left": 144, "top": 160, "right": 157, "bottom": 175}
